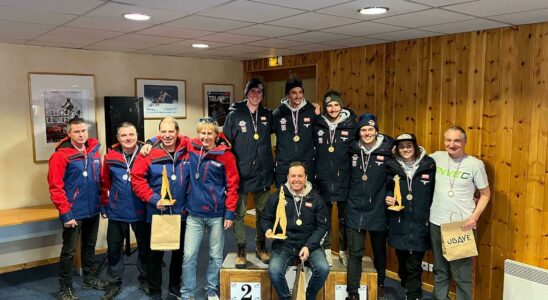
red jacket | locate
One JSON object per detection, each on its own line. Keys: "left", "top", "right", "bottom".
{"left": 48, "top": 137, "right": 102, "bottom": 223}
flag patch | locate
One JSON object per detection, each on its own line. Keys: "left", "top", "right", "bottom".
{"left": 305, "top": 202, "right": 312, "bottom": 208}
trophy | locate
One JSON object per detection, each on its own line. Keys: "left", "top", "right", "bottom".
{"left": 388, "top": 175, "right": 405, "bottom": 211}
{"left": 158, "top": 166, "right": 176, "bottom": 206}
{"left": 266, "top": 188, "right": 287, "bottom": 240}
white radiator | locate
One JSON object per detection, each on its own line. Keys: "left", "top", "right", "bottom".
{"left": 503, "top": 259, "right": 548, "bottom": 300}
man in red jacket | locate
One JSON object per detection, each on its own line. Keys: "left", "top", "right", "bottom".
{"left": 48, "top": 117, "right": 108, "bottom": 300}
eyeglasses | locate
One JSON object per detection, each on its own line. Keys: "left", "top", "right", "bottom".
{"left": 198, "top": 117, "right": 218, "bottom": 125}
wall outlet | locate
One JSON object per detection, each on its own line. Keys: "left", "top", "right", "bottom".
{"left": 429, "top": 263, "right": 434, "bottom": 272}
{"left": 421, "top": 261, "right": 429, "bottom": 271}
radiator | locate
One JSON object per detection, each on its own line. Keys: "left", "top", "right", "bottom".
{"left": 503, "top": 259, "right": 548, "bottom": 300}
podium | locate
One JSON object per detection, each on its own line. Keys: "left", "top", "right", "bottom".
{"left": 220, "top": 252, "right": 377, "bottom": 300}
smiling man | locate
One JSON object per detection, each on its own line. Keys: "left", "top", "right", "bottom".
{"left": 312, "top": 90, "right": 356, "bottom": 267}
{"left": 429, "top": 126, "right": 490, "bottom": 300}
{"left": 261, "top": 162, "right": 329, "bottom": 300}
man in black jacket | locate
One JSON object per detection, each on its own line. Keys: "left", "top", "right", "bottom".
{"left": 346, "top": 114, "right": 394, "bottom": 300}
{"left": 312, "top": 90, "right": 356, "bottom": 267}
{"left": 223, "top": 78, "right": 274, "bottom": 268}
{"left": 272, "top": 78, "right": 318, "bottom": 187}
{"left": 262, "top": 162, "right": 329, "bottom": 300}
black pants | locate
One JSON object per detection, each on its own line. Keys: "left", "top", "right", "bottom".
{"left": 323, "top": 201, "right": 347, "bottom": 250}
{"left": 346, "top": 228, "right": 387, "bottom": 296}
{"left": 396, "top": 249, "right": 425, "bottom": 299}
{"left": 105, "top": 219, "right": 149, "bottom": 286}
{"left": 59, "top": 215, "right": 100, "bottom": 288}
{"left": 143, "top": 220, "right": 186, "bottom": 294}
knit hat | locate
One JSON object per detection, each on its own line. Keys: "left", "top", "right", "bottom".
{"left": 323, "top": 90, "right": 344, "bottom": 111}
{"left": 357, "top": 113, "right": 379, "bottom": 131}
{"left": 244, "top": 78, "right": 264, "bottom": 97}
{"left": 285, "top": 78, "right": 304, "bottom": 96}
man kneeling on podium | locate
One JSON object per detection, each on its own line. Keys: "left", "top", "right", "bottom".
{"left": 261, "top": 161, "right": 330, "bottom": 300}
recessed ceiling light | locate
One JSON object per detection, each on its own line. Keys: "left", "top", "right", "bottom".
{"left": 123, "top": 13, "right": 151, "bottom": 21}
{"left": 358, "top": 7, "right": 389, "bottom": 15}
{"left": 192, "top": 43, "right": 209, "bottom": 49}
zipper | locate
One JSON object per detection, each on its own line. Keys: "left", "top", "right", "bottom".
{"left": 210, "top": 186, "right": 218, "bottom": 212}
{"left": 71, "top": 188, "right": 80, "bottom": 208}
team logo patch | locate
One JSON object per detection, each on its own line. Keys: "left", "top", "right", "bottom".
{"left": 368, "top": 120, "right": 376, "bottom": 127}
{"left": 352, "top": 154, "right": 358, "bottom": 167}
{"left": 318, "top": 137, "right": 323, "bottom": 144}
{"left": 280, "top": 118, "right": 287, "bottom": 125}
{"left": 94, "top": 159, "right": 100, "bottom": 163}
{"left": 239, "top": 120, "right": 247, "bottom": 133}
{"left": 281, "top": 125, "right": 287, "bottom": 131}
{"left": 210, "top": 161, "right": 221, "bottom": 167}
{"left": 305, "top": 202, "right": 312, "bottom": 208}
{"left": 317, "top": 130, "right": 325, "bottom": 137}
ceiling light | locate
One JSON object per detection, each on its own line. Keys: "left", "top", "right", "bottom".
{"left": 192, "top": 43, "right": 209, "bottom": 49}
{"left": 358, "top": 7, "right": 389, "bottom": 15}
{"left": 123, "top": 13, "right": 151, "bottom": 21}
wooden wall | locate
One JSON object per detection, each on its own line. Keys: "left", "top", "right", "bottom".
{"left": 244, "top": 21, "right": 548, "bottom": 300}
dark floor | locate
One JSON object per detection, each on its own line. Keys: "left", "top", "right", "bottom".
{"left": 0, "top": 226, "right": 432, "bottom": 299}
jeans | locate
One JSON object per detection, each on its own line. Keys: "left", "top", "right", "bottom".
{"left": 105, "top": 219, "right": 149, "bottom": 286}
{"left": 143, "top": 219, "right": 186, "bottom": 294}
{"left": 59, "top": 215, "right": 100, "bottom": 288}
{"left": 268, "top": 242, "right": 329, "bottom": 300}
{"left": 395, "top": 250, "right": 425, "bottom": 299}
{"left": 233, "top": 190, "right": 270, "bottom": 244}
{"left": 323, "top": 201, "right": 347, "bottom": 250}
{"left": 430, "top": 223, "right": 474, "bottom": 300}
{"left": 346, "top": 228, "right": 387, "bottom": 296}
{"left": 181, "top": 215, "right": 225, "bottom": 299}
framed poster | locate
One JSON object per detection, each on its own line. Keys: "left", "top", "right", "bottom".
{"left": 203, "top": 83, "right": 234, "bottom": 127}
{"left": 28, "top": 73, "right": 97, "bottom": 162}
{"left": 104, "top": 96, "right": 144, "bottom": 148}
{"left": 135, "top": 78, "right": 186, "bottom": 119}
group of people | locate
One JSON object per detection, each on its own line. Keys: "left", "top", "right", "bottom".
{"left": 48, "top": 77, "right": 490, "bottom": 300}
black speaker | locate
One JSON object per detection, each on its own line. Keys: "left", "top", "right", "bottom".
{"left": 104, "top": 96, "right": 144, "bottom": 148}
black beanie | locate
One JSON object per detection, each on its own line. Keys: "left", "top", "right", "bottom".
{"left": 357, "top": 113, "right": 379, "bottom": 131}
{"left": 244, "top": 78, "right": 264, "bottom": 97}
{"left": 285, "top": 78, "right": 304, "bottom": 96}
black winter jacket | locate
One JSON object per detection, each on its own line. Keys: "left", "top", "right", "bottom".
{"left": 346, "top": 134, "right": 394, "bottom": 231}
{"left": 223, "top": 101, "right": 274, "bottom": 193}
{"left": 272, "top": 101, "right": 318, "bottom": 183}
{"left": 386, "top": 150, "right": 436, "bottom": 252}
{"left": 312, "top": 109, "right": 356, "bottom": 202}
{"left": 261, "top": 183, "right": 328, "bottom": 251}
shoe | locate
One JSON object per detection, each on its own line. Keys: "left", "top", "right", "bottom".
{"left": 59, "top": 286, "right": 79, "bottom": 300}
{"left": 167, "top": 286, "right": 181, "bottom": 300}
{"left": 345, "top": 293, "right": 359, "bottom": 300}
{"left": 325, "top": 249, "right": 333, "bottom": 267}
{"left": 339, "top": 251, "right": 348, "bottom": 267}
{"left": 207, "top": 291, "right": 219, "bottom": 300}
{"left": 378, "top": 286, "right": 385, "bottom": 300}
{"left": 82, "top": 276, "right": 109, "bottom": 290}
{"left": 235, "top": 243, "right": 247, "bottom": 269}
{"left": 138, "top": 278, "right": 150, "bottom": 295}
{"left": 255, "top": 241, "right": 270, "bottom": 263}
{"left": 101, "top": 284, "right": 121, "bottom": 300}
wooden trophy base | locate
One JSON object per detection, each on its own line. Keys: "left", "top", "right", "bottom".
{"left": 158, "top": 199, "right": 176, "bottom": 206}
{"left": 388, "top": 205, "right": 405, "bottom": 211}
{"left": 266, "top": 233, "right": 287, "bottom": 240}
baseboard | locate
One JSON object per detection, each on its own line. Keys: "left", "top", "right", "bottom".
{"left": 0, "top": 244, "right": 135, "bottom": 274}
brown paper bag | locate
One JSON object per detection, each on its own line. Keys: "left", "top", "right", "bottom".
{"left": 150, "top": 213, "right": 181, "bottom": 250}
{"left": 441, "top": 220, "right": 478, "bottom": 261}
{"left": 292, "top": 262, "right": 307, "bottom": 300}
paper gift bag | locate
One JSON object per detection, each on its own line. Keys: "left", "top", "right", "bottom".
{"left": 151, "top": 213, "right": 181, "bottom": 250}
{"left": 292, "top": 262, "right": 307, "bottom": 300}
{"left": 441, "top": 220, "right": 478, "bottom": 261}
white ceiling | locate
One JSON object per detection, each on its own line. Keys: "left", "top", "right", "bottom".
{"left": 0, "top": 0, "right": 547, "bottom": 61}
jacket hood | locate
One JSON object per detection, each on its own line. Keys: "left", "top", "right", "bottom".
{"left": 190, "top": 132, "right": 232, "bottom": 154}
{"left": 395, "top": 146, "right": 427, "bottom": 168}
{"left": 281, "top": 98, "right": 307, "bottom": 111}
{"left": 284, "top": 180, "right": 313, "bottom": 198}
{"left": 320, "top": 108, "right": 355, "bottom": 129}
{"left": 109, "top": 141, "right": 145, "bottom": 153}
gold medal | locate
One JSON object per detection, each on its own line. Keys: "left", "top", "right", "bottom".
{"left": 328, "top": 146, "right": 335, "bottom": 153}
{"left": 253, "top": 133, "right": 259, "bottom": 140}
{"left": 362, "top": 174, "right": 368, "bottom": 181}
{"left": 293, "top": 135, "right": 300, "bottom": 142}
{"left": 296, "top": 219, "right": 302, "bottom": 226}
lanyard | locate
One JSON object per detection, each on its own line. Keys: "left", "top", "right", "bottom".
{"left": 160, "top": 144, "right": 177, "bottom": 180}
{"left": 195, "top": 146, "right": 212, "bottom": 180}
{"left": 250, "top": 109, "right": 259, "bottom": 139}
{"left": 447, "top": 155, "right": 464, "bottom": 197}
{"left": 291, "top": 108, "right": 299, "bottom": 136}
{"left": 360, "top": 148, "right": 372, "bottom": 181}
{"left": 123, "top": 147, "right": 138, "bottom": 174}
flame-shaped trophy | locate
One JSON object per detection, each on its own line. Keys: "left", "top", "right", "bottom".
{"left": 388, "top": 175, "right": 405, "bottom": 211}
{"left": 266, "top": 188, "right": 287, "bottom": 239}
{"left": 158, "top": 166, "right": 176, "bottom": 206}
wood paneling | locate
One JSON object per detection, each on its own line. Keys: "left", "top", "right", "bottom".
{"left": 245, "top": 21, "right": 548, "bottom": 299}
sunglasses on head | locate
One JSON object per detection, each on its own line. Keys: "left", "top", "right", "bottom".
{"left": 199, "top": 117, "right": 218, "bottom": 125}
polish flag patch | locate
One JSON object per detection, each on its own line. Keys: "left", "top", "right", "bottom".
{"left": 422, "top": 174, "right": 430, "bottom": 179}
{"left": 305, "top": 202, "right": 312, "bottom": 208}
{"left": 304, "top": 117, "right": 310, "bottom": 122}
{"left": 377, "top": 155, "right": 384, "bottom": 161}
{"left": 341, "top": 131, "right": 348, "bottom": 136}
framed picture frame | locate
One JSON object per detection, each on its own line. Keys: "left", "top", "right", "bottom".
{"left": 28, "top": 72, "right": 97, "bottom": 162}
{"left": 202, "top": 83, "right": 234, "bottom": 127}
{"left": 135, "top": 78, "right": 186, "bottom": 119}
